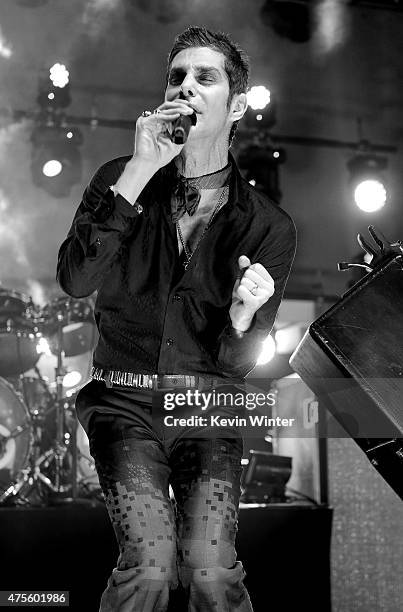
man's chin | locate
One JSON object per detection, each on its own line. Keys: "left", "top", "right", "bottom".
{"left": 181, "top": 123, "right": 229, "bottom": 149}
{"left": 185, "top": 126, "right": 219, "bottom": 143}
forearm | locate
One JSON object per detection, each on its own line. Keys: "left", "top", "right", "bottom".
{"left": 216, "top": 214, "right": 297, "bottom": 377}
{"left": 230, "top": 313, "right": 254, "bottom": 333}
{"left": 216, "top": 316, "right": 267, "bottom": 378}
{"left": 114, "top": 156, "right": 158, "bottom": 204}
{"left": 57, "top": 196, "right": 138, "bottom": 297}
{"left": 57, "top": 157, "right": 156, "bottom": 297}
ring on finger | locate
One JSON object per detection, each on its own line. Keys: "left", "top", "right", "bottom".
{"left": 141, "top": 110, "right": 152, "bottom": 117}
{"left": 250, "top": 284, "right": 259, "bottom": 296}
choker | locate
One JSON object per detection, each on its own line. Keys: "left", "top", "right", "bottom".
{"left": 171, "top": 162, "right": 231, "bottom": 223}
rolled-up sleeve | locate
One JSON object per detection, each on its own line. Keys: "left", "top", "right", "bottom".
{"left": 216, "top": 213, "right": 297, "bottom": 378}
{"left": 57, "top": 159, "right": 143, "bottom": 298}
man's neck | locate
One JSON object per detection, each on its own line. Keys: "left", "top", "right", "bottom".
{"left": 175, "top": 141, "right": 229, "bottom": 178}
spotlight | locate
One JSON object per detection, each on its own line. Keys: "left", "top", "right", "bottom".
{"left": 347, "top": 154, "right": 388, "bottom": 213}
{"left": 43, "top": 160, "right": 62, "bottom": 177}
{"left": 49, "top": 63, "right": 69, "bottom": 88}
{"left": 260, "top": 0, "right": 312, "bottom": 43}
{"left": 62, "top": 370, "right": 82, "bottom": 388}
{"left": 0, "top": 33, "right": 12, "bottom": 59}
{"left": 354, "top": 180, "right": 387, "bottom": 213}
{"left": 275, "top": 324, "right": 304, "bottom": 354}
{"left": 238, "top": 145, "right": 286, "bottom": 203}
{"left": 245, "top": 85, "right": 276, "bottom": 129}
{"left": 247, "top": 86, "right": 271, "bottom": 110}
{"left": 31, "top": 126, "right": 83, "bottom": 197}
{"left": 37, "top": 63, "right": 71, "bottom": 110}
{"left": 257, "top": 334, "right": 276, "bottom": 365}
{"left": 36, "top": 337, "right": 52, "bottom": 356}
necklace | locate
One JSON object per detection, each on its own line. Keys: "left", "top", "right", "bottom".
{"left": 176, "top": 185, "right": 229, "bottom": 270}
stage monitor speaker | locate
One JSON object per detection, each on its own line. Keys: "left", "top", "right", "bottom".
{"left": 290, "top": 255, "right": 403, "bottom": 498}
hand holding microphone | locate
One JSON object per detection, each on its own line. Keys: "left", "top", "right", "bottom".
{"left": 134, "top": 99, "right": 196, "bottom": 170}
{"left": 114, "top": 100, "right": 197, "bottom": 205}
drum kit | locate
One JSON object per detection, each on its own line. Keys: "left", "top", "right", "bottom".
{"left": 0, "top": 287, "right": 100, "bottom": 506}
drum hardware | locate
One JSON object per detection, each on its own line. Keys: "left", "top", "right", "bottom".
{"left": 0, "top": 292, "right": 99, "bottom": 506}
{"left": 0, "top": 289, "right": 42, "bottom": 378}
{"left": 0, "top": 389, "right": 99, "bottom": 506}
{"left": 32, "top": 365, "right": 55, "bottom": 401}
{"left": 27, "top": 299, "right": 95, "bottom": 504}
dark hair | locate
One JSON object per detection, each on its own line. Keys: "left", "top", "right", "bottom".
{"left": 166, "top": 26, "right": 250, "bottom": 145}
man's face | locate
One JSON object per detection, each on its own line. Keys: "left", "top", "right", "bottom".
{"left": 165, "top": 47, "right": 234, "bottom": 143}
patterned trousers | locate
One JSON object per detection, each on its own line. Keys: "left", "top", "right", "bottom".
{"left": 77, "top": 380, "right": 254, "bottom": 612}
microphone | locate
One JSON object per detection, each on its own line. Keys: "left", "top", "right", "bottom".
{"left": 171, "top": 112, "right": 197, "bottom": 144}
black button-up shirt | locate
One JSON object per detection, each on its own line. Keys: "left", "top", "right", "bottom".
{"left": 57, "top": 153, "right": 296, "bottom": 379}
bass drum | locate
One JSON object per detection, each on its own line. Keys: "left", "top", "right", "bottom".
{"left": 0, "top": 377, "right": 32, "bottom": 502}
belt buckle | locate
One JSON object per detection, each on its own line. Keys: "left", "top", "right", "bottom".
{"left": 156, "top": 375, "right": 187, "bottom": 392}
{"left": 153, "top": 375, "right": 174, "bottom": 392}
{"left": 170, "top": 376, "right": 184, "bottom": 389}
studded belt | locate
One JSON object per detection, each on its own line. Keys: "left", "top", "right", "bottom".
{"left": 91, "top": 367, "right": 225, "bottom": 390}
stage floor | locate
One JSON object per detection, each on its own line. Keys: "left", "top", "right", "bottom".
{"left": 1, "top": 502, "right": 332, "bottom": 611}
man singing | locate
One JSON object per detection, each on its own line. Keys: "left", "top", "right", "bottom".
{"left": 57, "top": 26, "right": 296, "bottom": 612}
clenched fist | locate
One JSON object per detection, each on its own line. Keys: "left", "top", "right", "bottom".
{"left": 230, "top": 255, "right": 275, "bottom": 332}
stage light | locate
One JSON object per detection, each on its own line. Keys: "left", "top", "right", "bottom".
{"left": 63, "top": 370, "right": 82, "bottom": 388}
{"left": 274, "top": 324, "right": 305, "bottom": 354}
{"left": 49, "top": 63, "right": 69, "bottom": 88}
{"left": 37, "top": 63, "right": 71, "bottom": 110}
{"left": 42, "top": 160, "right": 62, "bottom": 177}
{"left": 0, "top": 30, "right": 12, "bottom": 58}
{"left": 245, "top": 85, "right": 276, "bottom": 129}
{"left": 260, "top": 0, "right": 312, "bottom": 43}
{"left": 257, "top": 334, "right": 276, "bottom": 365}
{"left": 354, "top": 180, "right": 386, "bottom": 213}
{"left": 31, "top": 126, "right": 83, "bottom": 197}
{"left": 36, "top": 337, "right": 52, "bottom": 356}
{"left": 347, "top": 154, "right": 388, "bottom": 213}
{"left": 238, "top": 145, "right": 286, "bottom": 203}
{"left": 247, "top": 86, "right": 271, "bottom": 111}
